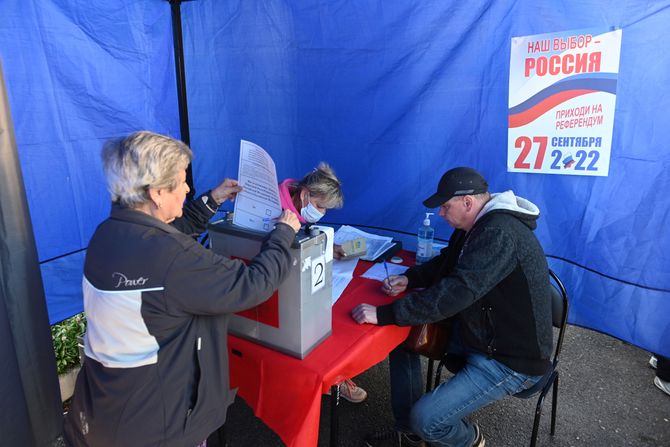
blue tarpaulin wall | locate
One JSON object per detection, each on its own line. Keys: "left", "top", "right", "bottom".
{"left": 0, "top": 1, "right": 668, "bottom": 356}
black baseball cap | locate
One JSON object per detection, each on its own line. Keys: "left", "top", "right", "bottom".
{"left": 422, "top": 167, "right": 488, "bottom": 208}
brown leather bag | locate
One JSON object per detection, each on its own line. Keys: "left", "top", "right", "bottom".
{"left": 402, "top": 319, "right": 453, "bottom": 360}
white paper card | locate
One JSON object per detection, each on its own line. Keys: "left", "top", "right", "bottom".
{"left": 233, "top": 140, "right": 282, "bottom": 232}
{"left": 360, "top": 262, "right": 408, "bottom": 282}
{"left": 311, "top": 254, "right": 326, "bottom": 294}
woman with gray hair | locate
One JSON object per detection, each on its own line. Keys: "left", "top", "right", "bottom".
{"left": 64, "top": 131, "right": 300, "bottom": 447}
{"left": 279, "top": 162, "right": 344, "bottom": 226}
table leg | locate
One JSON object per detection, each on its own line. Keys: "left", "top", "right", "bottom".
{"left": 330, "top": 384, "right": 339, "bottom": 446}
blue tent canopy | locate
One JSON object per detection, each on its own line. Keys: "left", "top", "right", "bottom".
{"left": 0, "top": 0, "right": 668, "bottom": 356}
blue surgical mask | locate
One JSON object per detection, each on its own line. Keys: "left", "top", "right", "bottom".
{"left": 300, "top": 196, "right": 325, "bottom": 223}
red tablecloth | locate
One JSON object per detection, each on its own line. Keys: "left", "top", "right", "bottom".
{"left": 228, "top": 252, "right": 413, "bottom": 447}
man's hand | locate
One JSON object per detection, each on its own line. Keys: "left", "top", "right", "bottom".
{"left": 211, "top": 178, "right": 243, "bottom": 204}
{"left": 277, "top": 209, "right": 301, "bottom": 233}
{"left": 381, "top": 275, "right": 408, "bottom": 296}
{"left": 333, "top": 243, "right": 345, "bottom": 260}
{"left": 352, "top": 303, "right": 378, "bottom": 325}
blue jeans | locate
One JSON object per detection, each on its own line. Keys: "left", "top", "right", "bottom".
{"left": 389, "top": 331, "right": 541, "bottom": 446}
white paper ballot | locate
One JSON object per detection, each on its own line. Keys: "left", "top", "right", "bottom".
{"left": 360, "top": 262, "right": 408, "bottom": 282}
{"left": 233, "top": 140, "right": 282, "bottom": 232}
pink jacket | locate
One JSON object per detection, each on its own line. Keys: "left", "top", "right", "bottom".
{"left": 278, "top": 178, "right": 306, "bottom": 224}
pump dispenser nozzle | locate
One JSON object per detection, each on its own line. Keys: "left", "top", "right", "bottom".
{"left": 423, "top": 212, "right": 434, "bottom": 226}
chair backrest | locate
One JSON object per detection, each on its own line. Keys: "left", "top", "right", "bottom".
{"left": 548, "top": 269, "right": 569, "bottom": 368}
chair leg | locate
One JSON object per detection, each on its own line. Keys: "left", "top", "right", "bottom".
{"left": 434, "top": 362, "right": 445, "bottom": 391}
{"left": 529, "top": 390, "right": 547, "bottom": 447}
{"left": 426, "top": 359, "right": 434, "bottom": 393}
{"left": 550, "top": 374, "right": 559, "bottom": 436}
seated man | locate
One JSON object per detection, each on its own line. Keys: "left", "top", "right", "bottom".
{"left": 352, "top": 167, "right": 553, "bottom": 447}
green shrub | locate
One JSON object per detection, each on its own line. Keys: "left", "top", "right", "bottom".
{"left": 51, "top": 313, "right": 86, "bottom": 375}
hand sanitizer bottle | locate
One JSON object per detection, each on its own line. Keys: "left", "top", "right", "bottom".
{"left": 416, "top": 212, "right": 434, "bottom": 264}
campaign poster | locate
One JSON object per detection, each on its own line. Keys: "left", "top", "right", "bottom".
{"left": 508, "top": 28, "right": 622, "bottom": 176}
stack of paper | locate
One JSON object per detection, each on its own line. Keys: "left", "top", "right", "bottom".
{"left": 334, "top": 225, "right": 394, "bottom": 262}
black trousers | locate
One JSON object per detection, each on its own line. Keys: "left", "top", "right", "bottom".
{"left": 656, "top": 354, "right": 670, "bottom": 382}
{"left": 207, "top": 424, "right": 228, "bottom": 447}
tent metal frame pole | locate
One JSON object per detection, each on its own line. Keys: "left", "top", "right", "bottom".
{"left": 168, "top": 0, "right": 195, "bottom": 198}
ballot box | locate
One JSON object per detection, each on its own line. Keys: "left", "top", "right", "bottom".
{"left": 208, "top": 221, "right": 332, "bottom": 359}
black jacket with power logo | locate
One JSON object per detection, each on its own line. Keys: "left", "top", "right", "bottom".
{"left": 64, "top": 200, "right": 295, "bottom": 447}
{"left": 377, "top": 191, "right": 553, "bottom": 376}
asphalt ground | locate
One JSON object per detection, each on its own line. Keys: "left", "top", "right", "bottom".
{"left": 223, "top": 324, "right": 670, "bottom": 446}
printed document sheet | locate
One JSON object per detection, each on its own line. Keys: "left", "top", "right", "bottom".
{"left": 335, "top": 225, "right": 394, "bottom": 261}
{"left": 331, "top": 257, "right": 358, "bottom": 305}
{"left": 233, "top": 140, "right": 282, "bottom": 232}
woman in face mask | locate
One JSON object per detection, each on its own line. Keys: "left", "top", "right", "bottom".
{"left": 278, "top": 161, "right": 343, "bottom": 225}
{"left": 277, "top": 163, "right": 368, "bottom": 404}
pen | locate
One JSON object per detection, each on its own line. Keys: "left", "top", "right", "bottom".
{"left": 383, "top": 260, "right": 393, "bottom": 293}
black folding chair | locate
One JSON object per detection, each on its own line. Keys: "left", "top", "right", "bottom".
{"left": 428, "top": 269, "right": 569, "bottom": 447}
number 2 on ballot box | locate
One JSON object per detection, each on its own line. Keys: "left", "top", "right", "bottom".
{"left": 311, "top": 255, "right": 326, "bottom": 294}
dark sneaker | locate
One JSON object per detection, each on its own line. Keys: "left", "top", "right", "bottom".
{"left": 654, "top": 376, "right": 670, "bottom": 396}
{"left": 471, "top": 423, "right": 486, "bottom": 447}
